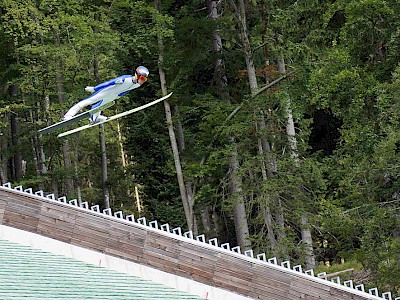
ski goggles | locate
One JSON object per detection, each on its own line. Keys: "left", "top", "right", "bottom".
{"left": 138, "top": 75, "right": 148, "bottom": 82}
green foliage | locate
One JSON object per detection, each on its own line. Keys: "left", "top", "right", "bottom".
{"left": 315, "top": 260, "right": 363, "bottom": 282}
{"left": 1, "top": 0, "right": 400, "bottom": 293}
{"left": 354, "top": 208, "right": 400, "bottom": 292}
{"left": 340, "top": 0, "right": 395, "bottom": 65}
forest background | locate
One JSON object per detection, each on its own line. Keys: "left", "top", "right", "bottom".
{"left": 0, "top": 0, "right": 399, "bottom": 294}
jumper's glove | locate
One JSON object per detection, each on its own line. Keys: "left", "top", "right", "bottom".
{"left": 85, "top": 86, "right": 95, "bottom": 93}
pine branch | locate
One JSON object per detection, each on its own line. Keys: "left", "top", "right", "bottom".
{"left": 199, "top": 71, "right": 294, "bottom": 166}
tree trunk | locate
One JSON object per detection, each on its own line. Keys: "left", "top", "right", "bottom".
{"left": 172, "top": 89, "right": 196, "bottom": 234}
{"left": 207, "top": 0, "right": 251, "bottom": 249}
{"left": 212, "top": 208, "right": 221, "bottom": 236}
{"left": 39, "top": 96, "right": 50, "bottom": 178}
{"left": 163, "top": 90, "right": 194, "bottom": 231}
{"left": 0, "top": 114, "right": 9, "bottom": 184}
{"left": 397, "top": 211, "right": 400, "bottom": 267}
{"left": 262, "top": 195, "right": 277, "bottom": 249}
{"left": 285, "top": 97, "right": 299, "bottom": 160}
{"left": 61, "top": 141, "right": 74, "bottom": 195}
{"left": 232, "top": 0, "right": 257, "bottom": 92}
{"left": 31, "top": 14, "right": 49, "bottom": 192}
{"left": 260, "top": 0, "right": 270, "bottom": 83}
{"left": 29, "top": 108, "right": 46, "bottom": 190}
{"left": 10, "top": 113, "right": 23, "bottom": 181}
{"left": 229, "top": 136, "right": 251, "bottom": 250}
{"left": 51, "top": 180, "right": 59, "bottom": 199}
{"left": 155, "top": 0, "right": 196, "bottom": 233}
{"left": 93, "top": 11, "right": 110, "bottom": 209}
{"left": 231, "top": 0, "right": 281, "bottom": 250}
{"left": 53, "top": 28, "right": 74, "bottom": 196}
{"left": 279, "top": 58, "right": 316, "bottom": 269}
{"left": 73, "top": 139, "right": 82, "bottom": 204}
{"left": 200, "top": 207, "right": 214, "bottom": 238}
{"left": 301, "top": 215, "right": 316, "bottom": 269}
{"left": 172, "top": 105, "right": 185, "bottom": 152}
{"left": 117, "top": 121, "right": 128, "bottom": 168}
{"left": 99, "top": 126, "right": 110, "bottom": 209}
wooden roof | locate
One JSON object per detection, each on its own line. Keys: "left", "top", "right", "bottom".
{"left": 0, "top": 184, "right": 393, "bottom": 300}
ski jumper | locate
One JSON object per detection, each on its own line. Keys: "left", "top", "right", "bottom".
{"left": 64, "top": 75, "right": 141, "bottom": 122}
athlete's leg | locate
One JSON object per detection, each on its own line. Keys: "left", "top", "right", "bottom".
{"left": 63, "top": 97, "right": 100, "bottom": 120}
{"left": 89, "top": 96, "right": 115, "bottom": 123}
{"left": 63, "top": 87, "right": 116, "bottom": 121}
{"left": 89, "top": 103, "right": 107, "bottom": 123}
{"left": 63, "top": 86, "right": 113, "bottom": 121}
{"left": 90, "top": 113, "right": 108, "bottom": 124}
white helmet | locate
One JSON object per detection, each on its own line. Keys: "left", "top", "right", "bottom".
{"left": 135, "top": 66, "right": 149, "bottom": 78}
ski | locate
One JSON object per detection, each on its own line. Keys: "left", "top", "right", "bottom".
{"left": 38, "top": 100, "right": 115, "bottom": 135}
{"left": 57, "top": 92, "right": 173, "bottom": 138}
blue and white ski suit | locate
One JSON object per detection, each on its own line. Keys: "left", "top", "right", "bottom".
{"left": 64, "top": 75, "right": 141, "bottom": 122}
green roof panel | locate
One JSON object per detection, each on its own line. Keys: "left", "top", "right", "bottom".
{"left": 0, "top": 239, "right": 204, "bottom": 300}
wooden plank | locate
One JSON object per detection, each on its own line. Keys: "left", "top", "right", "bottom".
{"left": 71, "top": 238, "right": 108, "bottom": 252}
{"left": 2, "top": 210, "right": 39, "bottom": 233}
{"left": 40, "top": 204, "right": 77, "bottom": 222}
{"left": 109, "top": 223, "right": 146, "bottom": 240}
{"left": 144, "top": 235, "right": 180, "bottom": 260}
{"left": 289, "top": 275, "right": 367, "bottom": 300}
{"left": 0, "top": 191, "right": 41, "bottom": 232}
{"left": 106, "top": 237, "right": 145, "bottom": 257}
{"left": 143, "top": 244, "right": 181, "bottom": 266}
{"left": 106, "top": 240, "right": 145, "bottom": 260}
{"left": 0, "top": 195, "right": 7, "bottom": 224}
{"left": 251, "top": 263, "right": 293, "bottom": 284}
{"left": 5, "top": 198, "right": 41, "bottom": 217}
{"left": 142, "top": 250, "right": 183, "bottom": 275}
{"left": 37, "top": 226, "right": 73, "bottom": 243}
{"left": 38, "top": 202, "right": 92, "bottom": 244}
{"left": 142, "top": 234, "right": 183, "bottom": 275}
{"left": 37, "top": 215, "right": 74, "bottom": 243}
{"left": 249, "top": 266, "right": 314, "bottom": 300}
{"left": 105, "top": 247, "right": 143, "bottom": 262}
{"left": 106, "top": 224, "right": 147, "bottom": 263}
{"left": 177, "top": 246, "right": 216, "bottom": 284}
{"left": 108, "top": 225, "right": 147, "bottom": 249}
{"left": 177, "top": 251, "right": 215, "bottom": 273}
{"left": 74, "top": 213, "right": 111, "bottom": 231}
{"left": 0, "top": 187, "right": 376, "bottom": 300}
{"left": 178, "top": 243, "right": 218, "bottom": 265}
{"left": 212, "top": 271, "right": 253, "bottom": 293}
{"left": 288, "top": 284, "right": 364, "bottom": 300}
{"left": 110, "top": 222, "right": 147, "bottom": 237}
{"left": 71, "top": 227, "right": 110, "bottom": 248}
{"left": 143, "top": 257, "right": 176, "bottom": 273}
{"left": 247, "top": 284, "right": 290, "bottom": 300}
{"left": 214, "top": 254, "right": 254, "bottom": 281}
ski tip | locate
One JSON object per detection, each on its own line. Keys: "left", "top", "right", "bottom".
{"left": 38, "top": 128, "right": 47, "bottom": 135}
{"left": 161, "top": 92, "right": 173, "bottom": 100}
{"left": 163, "top": 92, "right": 173, "bottom": 98}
